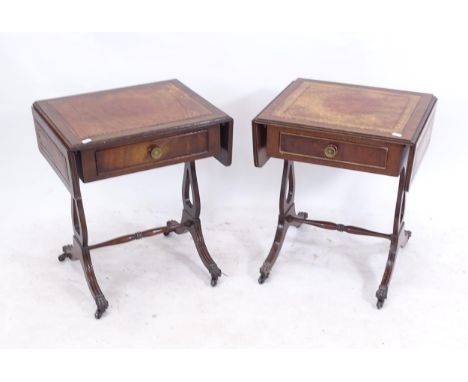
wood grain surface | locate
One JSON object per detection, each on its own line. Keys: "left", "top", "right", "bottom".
{"left": 256, "top": 78, "right": 435, "bottom": 143}
{"left": 33, "top": 79, "right": 231, "bottom": 151}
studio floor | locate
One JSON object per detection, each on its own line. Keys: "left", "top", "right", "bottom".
{"left": 1, "top": 201, "right": 466, "bottom": 348}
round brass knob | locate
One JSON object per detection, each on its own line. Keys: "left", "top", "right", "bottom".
{"left": 324, "top": 144, "right": 338, "bottom": 159}
{"left": 150, "top": 146, "right": 162, "bottom": 160}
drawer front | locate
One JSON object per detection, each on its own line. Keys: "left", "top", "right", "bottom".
{"left": 81, "top": 127, "right": 220, "bottom": 181}
{"left": 266, "top": 125, "right": 403, "bottom": 176}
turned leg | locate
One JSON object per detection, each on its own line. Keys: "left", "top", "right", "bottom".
{"left": 376, "top": 165, "right": 410, "bottom": 309}
{"left": 58, "top": 152, "right": 109, "bottom": 319}
{"left": 165, "top": 161, "right": 222, "bottom": 286}
{"left": 259, "top": 160, "right": 308, "bottom": 283}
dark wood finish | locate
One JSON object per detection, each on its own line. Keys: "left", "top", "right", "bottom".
{"left": 255, "top": 78, "right": 435, "bottom": 142}
{"left": 405, "top": 103, "right": 437, "bottom": 189}
{"left": 266, "top": 125, "right": 404, "bottom": 176}
{"left": 33, "top": 80, "right": 231, "bottom": 151}
{"left": 57, "top": 151, "right": 109, "bottom": 319}
{"left": 288, "top": 215, "right": 392, "bottom": 240}
{"left": 33, "top": 80, "right": 233, "bottom": 185}
{"left": 34, "top": 111, "right": 73, "bottom": 191}
{"left": 258, "top": 160, "right": 308, "bottom": 284}
{"left": 58, "top": 160, "right": 222, "bottom": 287}
{"left": 164, "top": 161, "right": 222, "bottom": 286}
{"left": 34, "top": 79, "right": 233, "bottom": 318}
{"left": 254, "top": 78, "right": 436, "bottom": 308}
{"left": 253, "top": 78, "right": 437, "bottom": 189}
{"left": 82, "top": 127, "right": 220, "bottom": 182}
{"left": 375, "top": 149, "right": 412, "bottom": 309}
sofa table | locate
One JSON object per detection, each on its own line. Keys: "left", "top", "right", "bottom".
{"left": 32, "top": 79, "right": 233, "bottom": 318}
{"left": 253, "top": 78, "right": 436, "bottom": 308}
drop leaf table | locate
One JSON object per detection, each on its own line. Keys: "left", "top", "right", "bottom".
{"left": 252, "top": 78, "right": 436, "bottom": 308}
{"left": 33, "top": 79, "right": 233, "bottom": 318}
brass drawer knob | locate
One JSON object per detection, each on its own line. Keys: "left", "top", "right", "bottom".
{"left": 324, "top": 144, "right": 338, "bottom": 159}
{"left": 150, "top": 146, "right": 162, "bottom": 160}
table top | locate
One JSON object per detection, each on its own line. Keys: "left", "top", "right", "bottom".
{"left": 255, "top": 78, "right": 436, "bottom": 144}
{"left": 33, "top": 79, "right": 231, "bottom": 150}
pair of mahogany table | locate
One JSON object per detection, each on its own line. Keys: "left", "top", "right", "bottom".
{"left": 33, "top": 79, "right": 436, "bottom": 318}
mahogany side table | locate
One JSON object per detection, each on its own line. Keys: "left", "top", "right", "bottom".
{"left": 32, "top": 79, "right": 233, "bottom": 318}
{"left": 252, "top": 78, "right": 436, "bottom": 308}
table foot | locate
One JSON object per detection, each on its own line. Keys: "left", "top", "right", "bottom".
{"left": 208, "top": 263, "right": 222, "bottom": 287}
{"left": 400, "top": 229, "right": 412, "bottom": 248}
{"left": 58, "top": 239, "right": 109, "bottom": 318}
{"left": 94, "top": 295, "right": 109, "bottom": 319}
{"left": 162, "top": 216, "right": 222, "bottom": 286}
{"left": 259, "top": 210, "right": 307, "bottom": 282}
{"left": 258, "top": 262, "right": 272, "bottom": 284}
{"left": 78, "top": 243, "right": 109, "bottom": 319}
{"left": 376, "top": 285, "right": 388, "bottom": 309}
{"left": 58, "top": 245, "right": 73, "bottom": 262}
{"left": 258, "top": 273, "right": 268, "bottom": 284}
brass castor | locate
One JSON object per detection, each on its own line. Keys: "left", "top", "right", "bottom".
{"left": 95, "top": 308, "right": 105, "bottom": 319}
{"left": 58, "top": 245, "right": 72, "bottom": 262}
{"left": 94, "top": 296, "right": 109, "bottom": 319}
{"left": 375, "top": 286, "right": 388, "bottom": 310}
{"left": 258, "top": 272, "right": 268, "bottom": 284}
